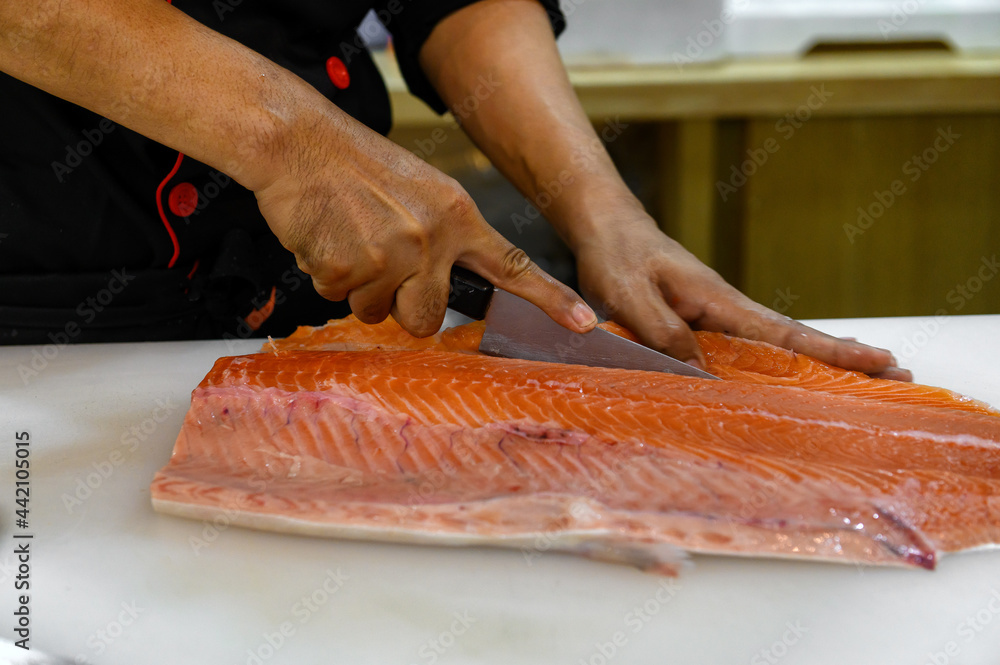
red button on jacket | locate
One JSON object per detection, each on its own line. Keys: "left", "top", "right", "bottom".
{"left": 326, "top": 56, "right": 350, "bottom": 89}
{"left": 168, "top": 182, "right": 198, "bottom": 217}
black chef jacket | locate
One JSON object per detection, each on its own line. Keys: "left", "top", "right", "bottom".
{"left": 0, "top": 0, "right": 565, "bottom": 344}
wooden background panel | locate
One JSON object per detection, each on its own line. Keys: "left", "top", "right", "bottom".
{"left": 375, "top": 51, "right": 1000, "bottom": 126}
{"left": 741, "top": 114, "right": 1000, "bottom": 319}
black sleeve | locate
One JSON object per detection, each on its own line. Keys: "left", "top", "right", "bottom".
{"left": 373, "top": 0, "right": 566, "bottom": 115}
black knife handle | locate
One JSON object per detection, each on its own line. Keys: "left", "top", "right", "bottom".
{"left": 448, "top": 267, "right": 495, "bottom": 320}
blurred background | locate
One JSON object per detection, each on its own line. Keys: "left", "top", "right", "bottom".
{"left": 365, "top": 0, "right": 1000, "bottom": 319}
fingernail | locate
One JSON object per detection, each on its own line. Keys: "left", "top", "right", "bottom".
{"left": 889, "top": 353, "right": 898, "bottom": 366}
{"left": 687, "top": 357, "right": 705, "bottom": 371}
{"left": 572, "top": 302, "right": 597, "bottom": 328}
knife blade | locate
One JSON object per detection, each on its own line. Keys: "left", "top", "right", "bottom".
{"left": 447, "top": 268, "right": 718, "bottom": 379}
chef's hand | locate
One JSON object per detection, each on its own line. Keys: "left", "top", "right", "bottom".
{"left": 416, "top": 1, "right": 908, "bottom": 379}
{"left": 0, "top": 0, "right": 595, "bottom": 340}
{"left": 252, "top": 111, "right": 596, "bottom": 337}
{"left": 575, "top": 203, "right": 912, "bottom": 380}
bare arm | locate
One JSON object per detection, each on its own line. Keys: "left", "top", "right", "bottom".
{"left": 0, "top": 0, "right": 598, "bottom": 337}
{"left": 0, "top": 0, "right": 290, "bottom": 190}
{"left": 419, "top": 0, "right": 908, "bottom": 377}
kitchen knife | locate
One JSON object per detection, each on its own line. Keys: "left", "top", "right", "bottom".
{"left": 447, "top": 267, "right": 718, "bottom": 379}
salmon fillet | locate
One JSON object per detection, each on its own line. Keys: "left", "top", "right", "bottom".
{"left": 152, "top": 317, "right": 1000, "bottom": 574}
{"left": 267, "top": 315, "right": 999, "bottom": 416}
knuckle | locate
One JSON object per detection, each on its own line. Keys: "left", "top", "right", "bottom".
{"left": 404, "top": 220, "right": 432, "bottom": 252}
{"left": 316, "top": 285, "right": 348, "bottom": 302}
{"left": 700, "top": 300, "right": 728, "bottom": 326}
{"left": 294, "top": 255, "right": 315, "bottom": 276}
{"left": 500, "top": 246, "right": 533, "bottom": 278}
{"left": 364, "top": 245, "right": 389, "bottom": 274}
{"left": 298, "top": 245, "right": 352, "bottom": 283}
{"left": 442, "top": 182, "right": 476, "bottom": 220}
{"left": 640, "top": 256, "right": 661, "bottom": 282}
{"left": 648, "top": 322, "right": 688, "bottom": 352}
{"left": 329, "top": 265, "right": 353, "bottom": 284}
{"left": 312, "top": 270, "right": 350, "bottom": 299}
{"left": 700, "top": 296, "right": 732, "bottom": 330}
{"left": 601, "top": 297, "right": 621, "bottom": 317}
{"left": 767, "top": 319, "right": 803, "bottom": 348}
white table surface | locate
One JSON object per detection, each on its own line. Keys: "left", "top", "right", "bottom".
{"left": 2, "top": 315, "right": 999, "bottom": 665}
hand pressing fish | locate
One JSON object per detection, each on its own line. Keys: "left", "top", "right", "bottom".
{"left": 151, "top": 316, "right": 1000, "bottom": 575}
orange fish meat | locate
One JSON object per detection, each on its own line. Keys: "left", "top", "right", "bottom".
{"left": 152, "top": 316, "right": 1000, "bottom": 574}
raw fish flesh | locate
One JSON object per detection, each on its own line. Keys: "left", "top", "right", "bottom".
{"left": 151, "top": 317, "right": 1000, "bottom": 574}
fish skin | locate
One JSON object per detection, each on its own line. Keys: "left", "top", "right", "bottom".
{"left": 150, "top": 317, "right": 1000, "bottom": 574}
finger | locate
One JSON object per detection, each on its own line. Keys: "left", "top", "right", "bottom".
{"left": 462, "top": 230, "right": 596, "bottom": 334}
{"left": 296, "top": 254, "right": 353, "bottom": 302}
{"left": 347, "top": 275, "right": 401, "bottom": 324}
{"left": 298, "top": 243, "right": 392, "bottom": 305}
{"left": 310, "top": 274, "right": 352, "bottom": 303}
{"left": 868, "top": 366, "right": 914, "bottom": 382}
{"left": 773, "top": 322, "right": 898, "bottom": 375}
{"left": 699, "top": 296, "right": 897, "bottom": 374}
{"left": 607, "top": 276, "right": 704, "bottom": 367}
{"left": 391, "top": 269, "right": 450, "bottom": 338}
{"left": 305, "top": 256, "right": 366, "bottom": 302}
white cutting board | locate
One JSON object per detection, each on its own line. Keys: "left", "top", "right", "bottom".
{"left": 1, "top": 316, "right": 999, "bottom": 664}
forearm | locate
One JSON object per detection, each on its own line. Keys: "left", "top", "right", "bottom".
{"left": 0, "top": 0, "right": 332, "bottom": 191}
{"left": 419, "top": 0, "right": 646, "bottom": 253}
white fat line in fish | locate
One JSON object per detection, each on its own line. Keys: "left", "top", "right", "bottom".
{"left": 719, "top": 408, "right": 1000, "bottom": 449}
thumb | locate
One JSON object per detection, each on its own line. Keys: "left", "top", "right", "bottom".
{"left": 461, "top": 230, "right": 597, "bottom": 333}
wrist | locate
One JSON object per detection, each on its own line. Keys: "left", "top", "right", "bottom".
{"left": 546, "top": 180, "right": 653, "bottom": 253}
{"left": 218, "top": 67, "right": 338, "bottom": 193}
